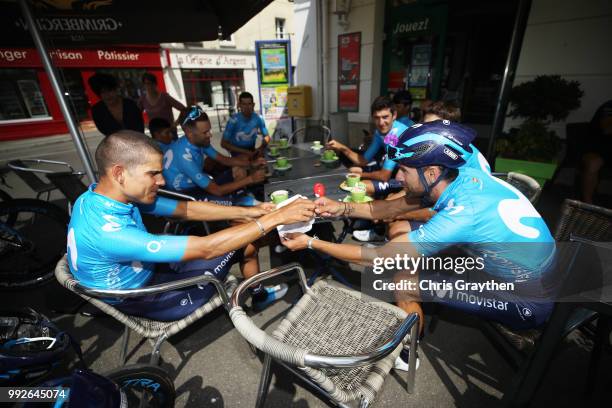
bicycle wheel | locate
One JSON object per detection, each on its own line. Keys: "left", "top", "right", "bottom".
{"left": 104, "top": 364, "right": 176, "bottom": 408}
{"left": 0, "top": 199, "right": 69, "bottom": 289}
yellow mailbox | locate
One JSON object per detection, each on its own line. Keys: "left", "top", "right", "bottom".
{"left": 287, "top": 85, "right": 312, "bottom": 117}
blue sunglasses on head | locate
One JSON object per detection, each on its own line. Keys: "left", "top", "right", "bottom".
{"left": 182, "top": 106, "right": 205, "bottom": 126}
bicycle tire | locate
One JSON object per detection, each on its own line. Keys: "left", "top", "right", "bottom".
{"left": 104, "top": 364, "right": 176, "bottom": 408}
{"left": 0, "top": 199, "right": 69, "bottom": 290}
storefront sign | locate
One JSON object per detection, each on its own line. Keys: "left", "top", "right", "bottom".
{"left": 171, "top": 52, "right": 255, "bottom": 70}
{"left": 0, "top": 47, "right": 161, "bottom": 68}
{"left": 391, "top": 18, "right": 430, "bottom": 36}
{"left": 338, "top": 32, "right": 361, "bottom": 112}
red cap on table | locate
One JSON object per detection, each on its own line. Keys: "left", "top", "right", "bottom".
{"left": 313, "top": 183, "right": 325, "bottom": 198}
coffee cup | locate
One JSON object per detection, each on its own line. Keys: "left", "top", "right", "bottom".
{"left": 322, "top": 149, "right": 336, "bottom": 160}
{"left": 313, "top": 140, "right": 322, "bottom": 148}
{"left": 279, "top": 137, "right": 288, "bottom": 148}
{"left": 346, "top": 173, "right": 360, "bottom": 187}
{"left": 269, "top": 144, "right": 279, "bottom": 155}
{"left": 350, "top": 183, "right": 366, "bottom": 203}
{"left": 276, "top": 157, "right": 289, "bottom": 168}
{"left": 271, "top": 190, "right": 289, "bottom": 204}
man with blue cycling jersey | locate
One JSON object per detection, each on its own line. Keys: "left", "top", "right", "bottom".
{"left": 281, "top": 122, "right": 556, "bottom": 370}
{"left": 326, "top": 96, "right": 408, "bottom": 190}
{"left": 163, "top": 106, "right": 267, "bottom": 206}
{"left": 67, "top": 131, "right": 315, "bottom": 320}
{"left": 221, "top": 92, "right": 269, "bottom": 157}
{"left": 393, "top": 90, "right": 415, "bottom": 128}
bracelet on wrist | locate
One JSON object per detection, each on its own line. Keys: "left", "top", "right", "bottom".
{"left": 307, "top": 235, "right": 319, "bottom": 250}
{"left": 254, "top": 219, "right": 266, "bottom": 236}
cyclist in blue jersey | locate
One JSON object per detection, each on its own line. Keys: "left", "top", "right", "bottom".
{"left": 393, "top": 90, "right": 415, "bottom": 128}
{"left": 326, "top": 97, "right": 408, "bottom": 189}
{"left": 148, "top": 117, "right": 173, "bottom": 155}
{"left": 282, "top": 124, "right": 557, "bottom": 368}
{"left": 163, "top": 106, "right": 267, "bottom": 206}
{"left": 67, "top": 131, "right": 315, "bottom": 321}
{"left": 222, "top": 92, "right": 270, "bottom": 157}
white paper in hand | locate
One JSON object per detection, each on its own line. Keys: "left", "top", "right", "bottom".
{"left": 276, "top": 194, "right": 314, "bottom": 237}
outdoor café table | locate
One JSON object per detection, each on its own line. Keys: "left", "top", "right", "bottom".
{"left": 263, "top": 150, "right": 358, "bottom": 285}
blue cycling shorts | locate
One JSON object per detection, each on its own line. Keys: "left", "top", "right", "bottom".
{"left": 419, "top": 268, "right": 553, "bottom": 330}
{"left": 113, "top": 249, "right": 243, "bottom": 321}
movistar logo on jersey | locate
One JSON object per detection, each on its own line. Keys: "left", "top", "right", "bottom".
{"left": 101, "top": 214, "right": 122, "bottom": 232}
{"left": 182, "top": 148, "right": 193, "bottom": 162}
{"left": 444, "top": 198, "right": 464, "bottom": 215}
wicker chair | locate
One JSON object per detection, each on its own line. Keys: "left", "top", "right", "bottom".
{"left": 229, "top": 263, "right": 420, "bottom": 408}
{"left": 55, "top": 255, "right": 237, "bottom": 367}
{"left": 492, "top": 172, "right": 542, "bottom": 204}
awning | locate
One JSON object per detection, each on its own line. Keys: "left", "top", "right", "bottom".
{"left": 0, "top": 0, "right": 273, "bottom": 46}
{"left": 2, "top": 0, "right": 274, "bottom": 183}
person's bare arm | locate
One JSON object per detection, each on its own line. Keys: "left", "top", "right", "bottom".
{"left": 173, "top": 200, "right": 274, "bottom": 221}
{"left": 182, "top": 199, "right": 315, "bottom": 260}
{"left": 205, "top": 169, "right": 265, "bottom": 196}
{"left": 315, "top": 195, "right": 421, "bottom": 220}
{"left": 326, "top": 140, "right": 368, "bottom": 166}
{"left": 221, "top": 139, "right": 257, "bottom": 156}
{"left": 211, "top": 151, "right": 250, "bottom": 168}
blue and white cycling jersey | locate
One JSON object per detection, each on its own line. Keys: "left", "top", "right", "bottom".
{"left": 156, "top": 140, "right": 171, "bottom": 155}
{"left": 162, "top": 136, "right": 218, "bottom": 191}
{"left": 67, "top": 185, "right": 188, "bottom": 290}
{"left": 397, "top": 115, "right": 415, "bottom": 127}
{"left": 363, "top": 120, "right": 410, "bottom": 171}
{"left": 223, "top": 112, "right": 269, "bottom": 149}
{"left": 463, "top": 144, "right": 491, "bottom": 174}
{"left": 408, "top": 167, "right": 555, "bottom": 281}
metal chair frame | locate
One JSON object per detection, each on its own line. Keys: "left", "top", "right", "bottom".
{"left": 229, "top": 262, "right": 420, "bottom": 407}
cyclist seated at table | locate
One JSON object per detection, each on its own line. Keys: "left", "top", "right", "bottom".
{"left": 163, "top": 106, "right": 267, "bottom": 206}
{"left": 282, "top": 124, "right": 557, "bottom": 368}
{"left": 326, "top": 96, "right": 409, "bottom": 196}
{"left": 67, "top": 131, "right": 316, "bottom": 320}
{"left": 382, "top": 120, "right": 492, "bottom": 238}
{"left": 393, "top": 90, "right": 415, "bottom": 127}
{"left": 221, "top": 91, "right": 270, "bottom": 158}
{"left": 148, "top": 117, "right": 173, "bottom": 154}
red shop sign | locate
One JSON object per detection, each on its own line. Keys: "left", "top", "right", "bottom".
{"left": 0, "top": 47, "right": 161, "bottom": 68}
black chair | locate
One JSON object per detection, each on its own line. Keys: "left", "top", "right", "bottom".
{"left": 484, "top": 199, "right": 612, "bottom": 406}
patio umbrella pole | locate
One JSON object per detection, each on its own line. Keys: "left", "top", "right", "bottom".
{"left": 486, "top": 0, "right": 532, "bottom": 164}
{"left": 18, "top": 0, "right": 97, "bottom": 183}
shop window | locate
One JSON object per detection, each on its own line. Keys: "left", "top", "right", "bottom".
{"left": 275, "top": 18, "right": 286, "bottom": 39}
{"left": 58, "top": 68, "right": 89, "bottom": 121}
{"left": 181, "top": 69, "right": 243, "bottom": 109}
{"left": 0, "top": 69, "right": 49, "bottom": 121}
{"left": 97, "top": 68, "right": 146, "bottom": 101}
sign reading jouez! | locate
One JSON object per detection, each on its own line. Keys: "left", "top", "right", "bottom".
{"left": 392, "top": 18, "right": 430, "bottom": 35}
{"left": 172, "top": 52, "right": 255, "bottom": 69}
{"left": 0, "top": 47, "right": 160, "bottom": 68}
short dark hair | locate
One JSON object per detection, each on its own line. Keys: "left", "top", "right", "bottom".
{"left": 238, "top": 92, "right": 254, "bottom": 103}
{"left": 95, "top": 131, "right": 162, "bottom": 176}
{"left": 88, "top": 72, "right": 118, "bottom": 96}
{"left": 393, "top": 90, "right": 412, "bottom": 106}
{"left": 141, "top": 72, "right": 157, "bottom": 85}
{"left": 423, "top": 101, "right": 462, "bottom": 122}
{"left": 148, "top": 117, "right": 171, "bottom": 136}
{"left": 181, "top": 105, "right": 210, "bottom": 130}
{"left": 370, "top": 96, "right": 396, "bottom": 116}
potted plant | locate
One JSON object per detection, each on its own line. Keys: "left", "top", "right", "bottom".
{"left": 495, "top": 75, "right": 583, "bottom": 186}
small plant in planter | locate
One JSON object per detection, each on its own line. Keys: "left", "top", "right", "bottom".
{"left": 495, "top": 75, "right": 583, "bottom": 185}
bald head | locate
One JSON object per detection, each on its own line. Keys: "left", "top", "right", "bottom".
{"left": 95, "top": 131, "right": 162, "bottom": 177}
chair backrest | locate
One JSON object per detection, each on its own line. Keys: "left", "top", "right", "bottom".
{"left": 554, "top": 199, "right": 612, "bottom": 241}
{"left": 46, "top": 172, "right": 88, "bottom": 204}
{"left": 494, "top": 172, "right": 542, "bottom": 204}
{"left": 10, "top": 160, "right": 54, "bottom": 195}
